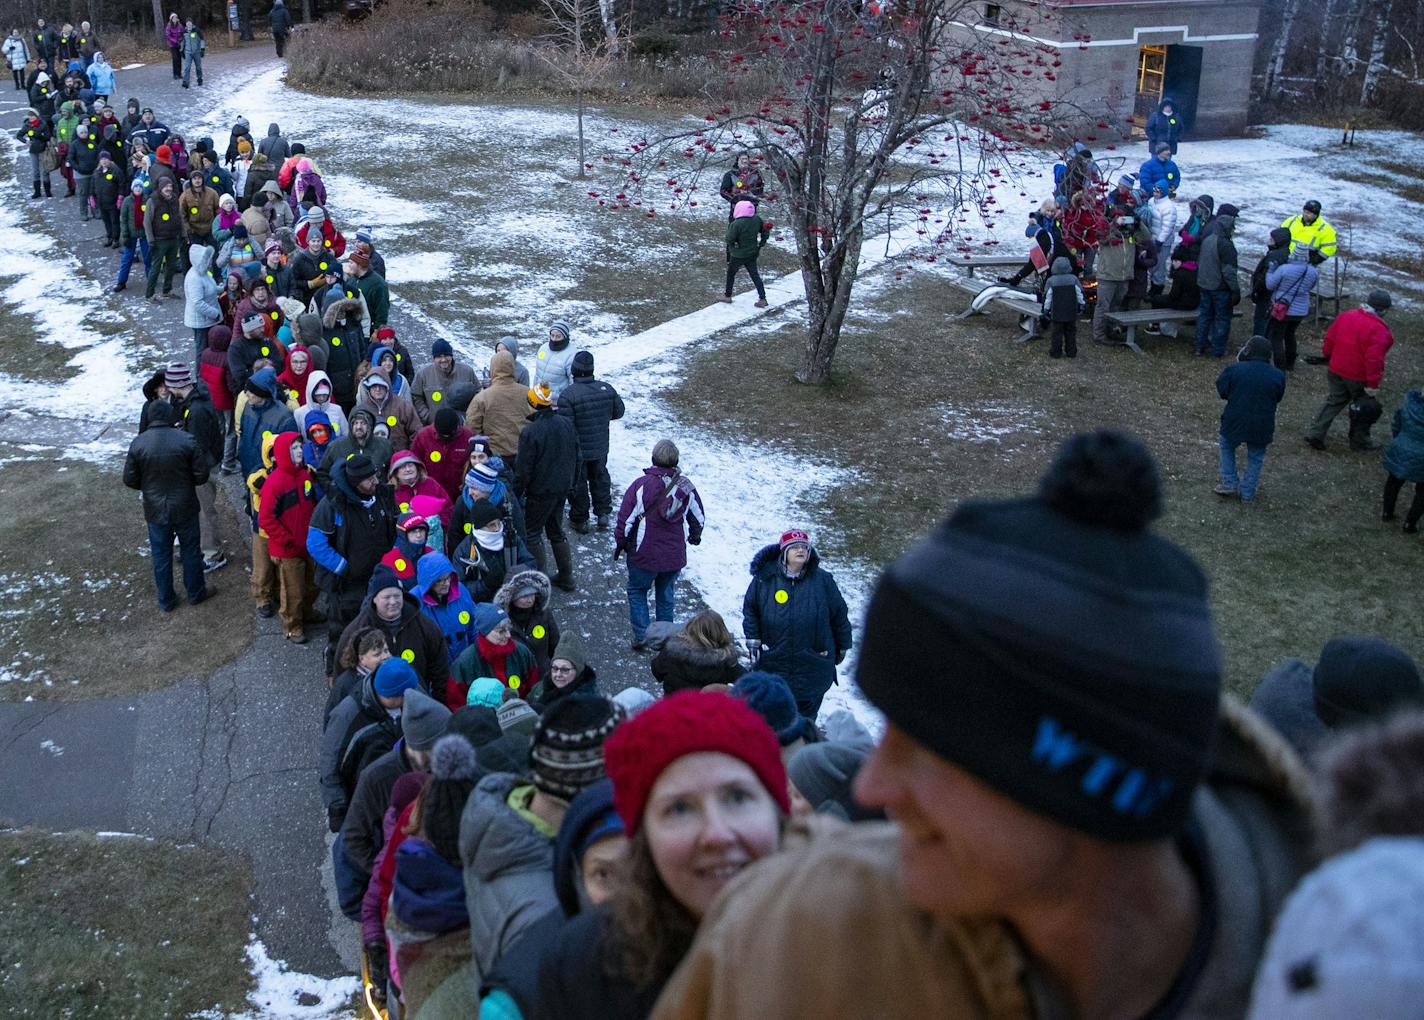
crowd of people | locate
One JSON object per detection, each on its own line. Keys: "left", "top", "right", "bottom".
{"left": 24, "top": 36, "right": 1420, "bottom": 1017}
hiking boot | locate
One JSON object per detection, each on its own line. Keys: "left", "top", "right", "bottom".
{"left": 147, "top": 295, "right": 162, "bottom": 304}
{"left": 30, "top": 182, "right": 40, "bottom": 199}
{"left": 203, "top": 555, "right": 228, "bottom": 573}
{"left": 111, "top": 281, "right": 125, "bottom": 292}
{"left": 43, "top": 179, "right": 51, "bottom": 197}
{"left": 569, "top": 518, "right": 592, "bottom": 535}
{"left": 1350, "top": 438, "right": 1381, "bottom": 452}
{"left": 551, "top": 539, "right": 576, "bottom": 592}
{"left": 717, "top": 294, "right": 732, "bottom": 303}
{"left": 630, "top": 638, "right": 648, "bottom": 653}
{"left": 257, "top": 602, "right": 277, "bottom": 618}
{"left": 754, "top": 298, "right": 769, "bottom": 308}
{"left": 1304, "top": 436, "right": 1326, "bottom": 451}
{"left": 189, "top": 587, "right": 217, "bottom": 606}
{"left": 596, "top": 514, "right": 610, "bottom": 531}
{"left": 1213, "top": 484, "right": 1237, "bottom": 497}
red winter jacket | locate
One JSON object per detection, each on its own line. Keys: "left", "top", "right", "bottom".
{"left": 295, "top": 215, "right": 347, "bottom": 259}
{"left": 388, "top": 450, "right": 454, "bottom": 526}
{"left": 409, "top": 423, "right": 474, "bottom": 501}
{"left": 258, "top": 430, "right": 318, "bottom": 558}
{"left": 199, "top": 326, "right": 236, "bottom": 412}
{"left": 1323, "top": 307, "right": 1394, "bottom": 388}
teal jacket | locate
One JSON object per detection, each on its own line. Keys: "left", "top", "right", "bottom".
{"left": 726, "top": 215, "right": 771, "bottom": 260}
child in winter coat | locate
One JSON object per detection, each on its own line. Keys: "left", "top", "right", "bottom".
{"left": 1382, "top": 389, "right": 1424, "bottom": 533}
{"left": 1041, "top": 257, "right": 1085, "bottom": 359}
{"left": 245, "top": 433, "right": 282, "bottom": 616}
{"left": 258, "top": 430, "right": 320, "bottom": 641}
{"left": 1215, "top": 335, "right": 1287, "bottom": 503}
{"left": 722, "top": 199, "right": 773, "bottom": 306}
{"left": 380, "top": 511, "right": 436, "bottom": 590}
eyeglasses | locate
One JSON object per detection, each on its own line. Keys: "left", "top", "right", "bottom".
{"left": 550, "top": 664, "right": 576, "bottom": 675}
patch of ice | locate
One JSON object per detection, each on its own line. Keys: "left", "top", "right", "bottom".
{"left": 194, "top": 937, "right": 356, "bottom": 1020}
{"left": 381, "top": 250, "right": 454, "bottom": 284}
{"left": 95, "top": 831, "right": 154, "bottom": 839}
{"left": 39, "top": 739, "right": 63, "bottom": 756}
{"left": 119, "top": 62, "right": 145, "bottom": 70}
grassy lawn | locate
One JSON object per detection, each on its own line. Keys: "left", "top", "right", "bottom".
{"left": 0, "top": 448, "right": 254, "bottom": 703}
{"left": 0, "top": 829, "right": 253, "bottom": 1018}
{"left": 667, "top": 271, "right": 1424, "bottom": 699}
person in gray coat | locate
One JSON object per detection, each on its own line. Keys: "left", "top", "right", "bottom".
{"left": 179, "top": 18, "right": 203, "bottom": 88}
{"left": 1194, "top": 203, "right": 1241, "bottom": 358}
{"left": 495, "top": 336, "right": 530, "bottom": 387}
{"left": 558, "top": 350, "right": 625, "bottom": 532}
{"left": 412, "top": 338, "right": 481, "bottom": 424}
{"left": 257, "top": 122, "right": 289, "bottom": 163}
{"left": 183, "top": 244, "right": 222, "bottom": 359}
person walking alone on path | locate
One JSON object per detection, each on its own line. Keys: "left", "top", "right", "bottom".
{"left": 615, "top": 440, "right": 705, "bottom": 652}
{"left": 1381, "top": 388, "right": 1424, "bottom": 534}
{"left": 1214, "top": 336, "right": 1287, "bottom": 503}
{"left": 1305, "top": 290, "right": 1395, "bottom": 452}
{"left": 269, "top": 0, "right": 294, "bottom": 57}
{"left": 123, "top": 400, "right": 213, "bottom": 611}
{"left": 721, "top": 200, "right": 772, "bottom": 307}
{"left": 558, "top": 351, "right": 624, "bottom": 533}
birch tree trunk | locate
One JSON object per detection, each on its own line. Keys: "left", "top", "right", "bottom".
{"left": 1265, "top": 0, "right": 1302, "bottom": 97}
{"left": 1315, "top": 0, "right": 1343, "bottom": 93}
{"left": 1360, "top": 0, "right": 1392, "bottom": 104}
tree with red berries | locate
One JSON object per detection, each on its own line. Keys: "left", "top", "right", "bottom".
{"left": 607, "top": 0, "right": 1063, "bottom": 383}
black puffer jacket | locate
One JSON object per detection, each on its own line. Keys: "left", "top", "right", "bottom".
{"left": 651, "top": 636, "right": 746, "bottom": 696}
{"left": 319, "top": 671, "right": 404, "bottom": 820}
{"left": 172, "top": 379, "right": 224, "bottom": 466}
{"left": 122, "top": 402, "right": 210, "bottom": 525}
{"left": 556, "top": 375, "right": 624, "bottom": 462}
{"left": 515, "top": 407, "right": 577, "bottom": 498}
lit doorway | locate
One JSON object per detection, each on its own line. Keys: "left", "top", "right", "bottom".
{"left": 1136, "top": 45, "right": 1166, "bottom": 120}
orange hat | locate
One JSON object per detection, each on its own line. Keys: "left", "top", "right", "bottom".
{"left": 527, "top": 383, "right": 553, "bottom": 408}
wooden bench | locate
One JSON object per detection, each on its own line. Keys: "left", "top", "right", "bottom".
{"left": 952, "top": 254, "right": 1029, "bottom": 279}
{"left": 1102, "top": 307, "right": 1242, "bottom": 354}
{"left": 948, "top": 276, "right": 1044, "bottom": 339}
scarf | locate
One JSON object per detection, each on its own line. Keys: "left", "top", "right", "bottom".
{"left": 476, "top": 632, "right": 516, "bottom": 687}
{"left": 473, "top": 523, "right": 504, "bottom": 552}
{"left": 394, "top": 535, "right": 426, "bottom": 563}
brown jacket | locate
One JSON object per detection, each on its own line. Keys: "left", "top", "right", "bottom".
{"left": 464, "top": 351, "right": 530, "bottom": 458}
{"left": 240, "top": 204, "right": 271, "bottom": 250}
{"left": 653, "top": 697, "right": 1313, "bottom": 1020}
{"left": 355, "top": 367, "right": 422, "bottom": 452}
{"left": 180, "top": 183, "right": 219, "bottom": 238}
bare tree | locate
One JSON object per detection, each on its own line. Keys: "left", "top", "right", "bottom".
{"left": 537, "top": 0, "right": 627, "bottom": 179}
{"left": 1361, "top": 0, "right": 1393, "bottom": 102}
{"left": 606, "top": 0, "right": 1059, "bottom": 384}
{"left": 1264, "top": 0, "right": 1303, "bottom": 98}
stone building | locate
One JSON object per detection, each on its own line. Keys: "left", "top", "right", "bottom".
{"left": 953, "top": 0, "right": 1265, "bottom": 137}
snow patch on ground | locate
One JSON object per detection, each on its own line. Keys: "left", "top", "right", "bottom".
{"left": 938, "top": 402, "right": 1046, "bottom": 445}
{"left": 39, "top": 739, "right": 63, "bottom": 756}
{"left": 194, "top": 937, "right": 357, "bottom": 1020}
{"left": 381, "top": 250, "right": 454, "bottom": 284}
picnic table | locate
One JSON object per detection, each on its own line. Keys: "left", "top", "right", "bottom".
{"left": 948, "top": 276, "right": 1043, "bottom": 339}
{"left": 953, "top": 254, "right": 1029, "bottom": 279}
{"left": 1102, "top": 307, "right": 1242, "bottom": 354}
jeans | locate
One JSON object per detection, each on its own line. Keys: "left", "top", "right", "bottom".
{"left": 1383, "top": 474, "right": 1424, "bottom": 526}
{"left": 146, "top": 237, "right": 179, "bottom": 297}
{"left": 1150, "top": 250, "right": 1170, "bottom": 288}
{"left": 1267, "top": 315, "right": 1302, "bottom": 371}
{"left": 75, "top": 172, "right": 94, "bottom": 219}
{"left": 220, "top": 409, "right": 239, "bottom": 471}
{"left": 568, "top": 457, "right": 611, "bottom": 522}
{"left": 626, "top": 565, "right": 678, "bottom": 642}
{"left": 1091, "top": 278, "right": 1129, "bottom": 344}
{"left": 193, "top": 327, "right": 209, "bottom": 359}
{"left": 725, "top": 255, "right": 766, "bottom": 300}
{"left": 1306, "top": 372, "right": 1369, "bottom": 444}
{"left": 28, "top": 150, "right": 45, "bottom": 184}
{"left": 147, "top": 515, "right": 206, "bottom": 609}
{"left": 1195, "top": 288, "right": 1233, "bottom": 356}
{"left": 331, "top": 833, "right": 370, "bottom": 923}
{"left": 182, "top": 51, "right": 203, "bottom": 86}
{"left": 118, "top": 237, "right": 151, "bottom": 284}
{"left": 1219, "top": 435, "right": 1268, "bottom": 502}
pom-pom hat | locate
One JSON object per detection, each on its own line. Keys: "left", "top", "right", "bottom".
{"left": 604, "top": 690, "right": 790, "bottom": 835}
{"left": 856, "top": 430, "right": 1223, "bottom": 842}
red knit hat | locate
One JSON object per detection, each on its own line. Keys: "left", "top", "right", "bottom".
{"left": 604, "top": 691, "right": 790, "bottom": 834}
{"left": 779, "top": 529, "right": 810, "bottom": 551}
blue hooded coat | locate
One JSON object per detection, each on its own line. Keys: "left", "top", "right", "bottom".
{"left": 414, "top": 553, "right": 479, "bottom": 662}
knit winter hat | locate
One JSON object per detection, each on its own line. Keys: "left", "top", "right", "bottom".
{"left": 856, "top": 429, "right": 1222, "bottom": 842}
{"left": 1367, "top": 289, "right": 1393, "bottom": 312}
{"left": 348, "top": 247, "right": 369, "bottom": 269}
{"left": 401, "top": 688, "right": 452, "bottom": 753}
{"left": 551, "top": 630, "right": 588, "bottom": 677}
{"left": 163, "top": 361, "right": 193, "bottom": 389}
{"left": 1313, "top": 637, "right": 1422, "bottom": 727}
{"left": 733, "top": 671, "right": 813, "bottom": 747}
{"left": 779, "top": 529, "right": 810, "bottom": 552}
{"left": 1217, "top": 203, "right": 1241, "bottom": 217}
{"left": 571, "top": 351, "right": 594, "bottom": 377}
{"left": 434, "top": 407, "right": 461, "bottom": 438}
{"left": 787, "top": 741, "right": 877, "bottom": 822}
{"left": 237, "top": 137, "right": 253, "bottom": 154}
{"left": 497, "top": 698, "right": 539, "bottom": 737}
{"left": 530, "top": 694, "right": 624, "bottom": 801}
{"left": 1248, "top": 838, "right": 1424, "bottom": 1018}
{"left": 344, "top": 452, "right": 377, "bottom": 484}
{"left": 472, "top": 603, "right": 508, "bottom": 637}
{"left": 431, "top": 337, "right": 454, "bottom": 359}
{"left": 366, "top": 563, "right": 403, "bottom": 601}
{"left": 373, "top": 657, "right": 420, "bottom": 698}
{"left": 465, "top": 463, "right": 500, "bottom": 493}
{"left": 387, "top": 449, "right": 419, "bottom": 481}
{"left": 468, "top": 500, "right": 501, "bottom": 530}
{"left": 604, "top": 690, "right": 790, "bottom": 834}
{"left": 356, "top": 226, "right": 374, "bottom": 245}
{"left": 527, "top": 383, "right": 553, "bottom": 409}
{"left": 155, "top": 144, "right": 172, "bottom": 163}
{"left": 465, "top": 676, "right": 506, "bottom": 710}
{"left": 733, "top": 200, "right": 756, "bottom": 218}
{"left": 305, "top": 205, "right": 326, "bottom": 225}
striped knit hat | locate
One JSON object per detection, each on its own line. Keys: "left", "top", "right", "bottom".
{"left": 529, "top": 694, "right": 624, "bottom": 801}
{"left": 527, "top": 383, "right": 553, "bottom": 409}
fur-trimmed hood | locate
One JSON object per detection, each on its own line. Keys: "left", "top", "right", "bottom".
{"left": 322, "top": 296, "right": 363, "bottom": 328}
{"left": 749, "top": 542, "right": 821, "bottom": 579}
{"left": 493, "top": 569, "right": 551, "bottom": 615}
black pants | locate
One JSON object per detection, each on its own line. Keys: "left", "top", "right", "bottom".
{"left": 568, "top": 457, "right": 611, "bottom": 523}
{"left": 170, "top": 45, "right": 182, "bottom": 78}
{"left": 1384, "top": 474, "right": 1424, "bottom": 526}
{"left": 524, "top": 492, "right": 567, "bottom": 565}
{"left": 324, "top": 583, "right": 366, "bottom": 674}
{"left": 274, "top": 31, "right": 288, "bottom": 56}
{"left": 12, "top": 69, "right": 23, "bottom": 89}
{"left": 1049, "top": 319, "right": 1078, "bottom": 357}
{"left": 99, "top": 201, "right": 120, "bottom": 243}
{"left": 1267, "top": 315, "right": 1302, "bottom": 370}
{"left": 725, "top": 255, "right": 765, "bottom": 300}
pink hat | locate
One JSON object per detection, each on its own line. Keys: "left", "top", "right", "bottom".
{"left": 733, "top": 200, "right": 756, "bottom": 218}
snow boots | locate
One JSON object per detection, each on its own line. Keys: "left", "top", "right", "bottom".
{"left": 551, "top": 539, "right": 576, "bottom": 593}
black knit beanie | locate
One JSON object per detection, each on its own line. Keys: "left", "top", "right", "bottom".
{"left": 530, "top": 694, "right": 624, "bottom": 801}
{"left": 856, "top": 430, "right": 1223, "bottom": 842}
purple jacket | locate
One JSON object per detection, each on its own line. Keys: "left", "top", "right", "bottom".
{"left": 615, "top": 466, "right": 705, "bottom": 574}
{"left": 165, "top": 22, "right": 184, "bottom": 47}
{"left": 361, "top": 803, "right": 403, "bottom": 946}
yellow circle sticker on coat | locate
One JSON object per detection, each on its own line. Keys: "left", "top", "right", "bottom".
{"left": 105, "top": 173, "right": 112, "bottom": 180}
{"left": 538, "top": 350, "right": 547, "bottom": 359}
{"left": 431, "top": 391, "right": 442, "bottom": 402}
{"left": 304, "top": 480, "right": 312, "bottom": 494}
{"left": 324, "top": 239, "right": 331, "bottom": 247}
{"left": 266, "top": 275, "right": 274, "bottom": 284}
{"left": 508, "top": 675, "right": 521, "bottom": 689}
{"left": 400, "top": 502, "right": 410, "bottom": 512}
{"left": 394, "top": 558, "right": 407, "bottom": 571}
{"left": 190, "top": 207, "right": 198, "bottom": 214}
{"left": 162, "top": 213, "right": 170, "bottom": 220}
{"left": 261, "top": 346, "right": 270, "bottom": 356}
{"left": 271, "top": 311, "right": 279, "bottom": 320}
{"left": 211, "top": 176, "right": 219, "bottom": 184}
{"left": 331, "top": 338, "right": 341, "bottom": 346}
{"left": 430, "top": 451, "right": 442, "bottom": 463}
{"left": 464, "top": 523, "right": 472, "bottom": 534}
{"left": 775, "top": 589, "right": 789, "bottom": 604}
{"left": 401, "top": 649, "right": 415, "bottom": 663}
{"left": 458, "top": 611, "right": 470, "bottom": 625}
{"left": 262, "top": 430, "right": 273, "bottom": 440}
{"left": 386, "top": 416, "right": 397, "bottom": 427}
{"left": 319, "top": 261, "right": 328, "bottom": 270}
{"left": 87, "top": 142, "right": 93, "bottom": 149}
{"left": 532, "top": 625, "right": 546, "bottom": 639}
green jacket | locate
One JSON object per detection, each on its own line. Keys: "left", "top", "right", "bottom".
{"left": 347, "top": 270, "right": 390, "bottom": 329}
{"left": 55, "top": 101, "right": 83, "bottom": 144}
{"left": 726, "top": 215, "right": 771, "bottom": 261}
{"left": 119, "top": 194, "right": 144, "bottom": 246}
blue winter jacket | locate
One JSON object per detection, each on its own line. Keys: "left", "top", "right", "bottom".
{"left": 413, "top": 552, "right": 479, "bottom": 661}
{"left": 1383, "top": 390, "right": 1424, "bottom": 483}
{"left": 1264, "top": 260, "right": 1318, "bottom": 318}
{"left": 1137, "top": 156, "right": 1181, "bottom": 196}
{"left": 85, "top": 59, "right": 115, "bottom": 94}
{"left": 1216, "top": 358, "right": 1287, "bottom": 447}
{"left": 741, "top": 544, "right": 852, "bottom": 703}
{"left": 238, "top": 368, "right": 297, "bottom": 476}
{"left": 391, "top": 839, "right": 470, "bottom": 934}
